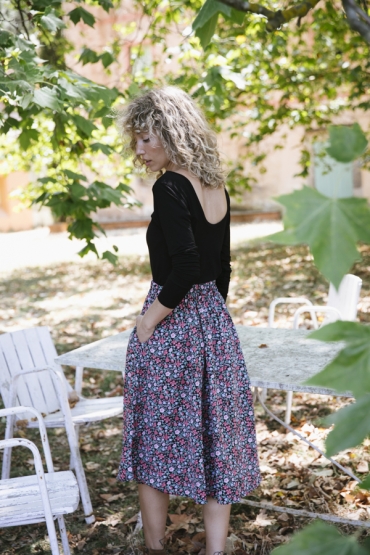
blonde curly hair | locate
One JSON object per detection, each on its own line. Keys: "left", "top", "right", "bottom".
{"left": 115, "top": 86, "right": 225, "bottom": 189}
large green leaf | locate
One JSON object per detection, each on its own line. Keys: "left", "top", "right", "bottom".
{"left": 326, "top": 123, "right": 368, "bottom": 163}
{"left": 40, "top": 9, "right": 66, "bottom": 32}
{"left": 192, "top": 0, "right": 231, "bottom": 30}
{"left": 305, "top": 322, "right": 370, "bottom": 399}
{"left": 271, "top": 520, "right": 368, "bottom": 555}
{"left": 325, "top": 394, "right": 370, "bottom": 456}
{"left": 192, "top": 0, "right": 231, "bottom": 48}
{"left": 33, "top": 87, "right": 62, "bottom": 111}
{"left": 68, "top": 7, "right": 96, "bottom": 27}
{"left": 72, "top": 114, "right": 98, "bottom": 138}
{"left": 269, "top": 186, "right": 370, "bottom": 288}
{"left": 195, "top": 13, "right": 219, "bottom": 49}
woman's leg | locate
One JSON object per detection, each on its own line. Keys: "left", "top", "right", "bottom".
{"left": 203, "top": 497, "right": 231, "bottom": 555}
{"left": 138, "top": 484, "right": 169, "bottom": 550}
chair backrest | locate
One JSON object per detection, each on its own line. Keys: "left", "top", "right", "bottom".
{"left": 0, "top": 327, "right": 70, "bottom": 416}
{"left": 326, "top": 274, "right": 362, "bottom": 322}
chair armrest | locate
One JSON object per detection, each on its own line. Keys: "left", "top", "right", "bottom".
{"left": 0, "top": 437, "right": 58, "bottom": 545}
{"left": 293, "top": 305, "right": 343, "bottom": 329}
{"left": 268, "top": 297, "right": 313, "bottom": 328}
{"left": 0, "top": 406, "right": 54, "bottom": 473}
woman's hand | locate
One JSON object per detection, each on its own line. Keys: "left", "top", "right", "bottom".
{"left": 136, "top": 315, "right": 156, "bottom": 344}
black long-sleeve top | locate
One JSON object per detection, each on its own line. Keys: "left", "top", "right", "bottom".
{"left": 146, "top": 171, "right": 231, "bottom": 309}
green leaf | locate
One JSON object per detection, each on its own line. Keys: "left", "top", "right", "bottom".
{"left": 19, "top": 129, "right": 39, "bottom": 150}
{"left": 230, "top": 8, "right": 245, "bottom": 24}
{"left": 192, "top": 0, "right": 231, "bottom": 30}
{"left": 72, "top": 114, "right": 97, "bottom": 137}
{"left": 269, "top": 186, "right": 370, "bottom": 288}
{"left": 359, "top": 475, "right": 370, "bottom": 490}
{"left": 195, "top": 13, "right": 219, "bottom": 49}
{"left": 325, "top": 394, "right": 370, "bottom": 456}
{"left": 63, "top": 169, "right": 87, "bottom": 182}
{"left": 306, "top": 322, "right": 370, "bottom": 399}
{"left": 90, "top": 142, "right": 113, "bottom": 155}
{"left": 95, "top": 0, "right": 114, "bottom": 12}
{"left": 326, "top": 124, "right": 368, "bottom": 164}
{"left": 102, "top": 250, "right": 118, "bottom": 265}
{"left": 102, "top": 115, "right": 113, "bottom": 129}
{"left": 100, "top": 51, "right": 115, "bottom": 68}
{"left": 70, "top": 183, "right": 87, "bottom": 198}
{"left": 271, "top": 520, "right": 368, "bottom": 555}
{"left": 192, "top": 0, "right": 231, "bottom": 48}
{"left": 78, "top": 241, "right": 98, "bottom": 257}
{"left": 0, "top": 30, "right": 14, "bottom": 47}
{"left": 40, "top": 9, "right": 66, "bottom": 32}
{"left": 68, "top": 7, "right": 96, "bottom": 27}
{"left": 33, "top": 87, "right": 62, "bottom": 111}
{"left": 79, "top": 48, "right": 100, "bottom": 65}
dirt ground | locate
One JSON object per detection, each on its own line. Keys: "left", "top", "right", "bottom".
{"left": 0, "top": 242, "right": 369, "bottom": 554}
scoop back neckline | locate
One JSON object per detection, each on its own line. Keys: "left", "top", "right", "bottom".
{"left": 164, "top": 170, "right": 228, "bottom": 226}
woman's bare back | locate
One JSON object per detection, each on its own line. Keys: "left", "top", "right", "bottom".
{"left": 169, "top": 169, "right": 227, "bottom": 224}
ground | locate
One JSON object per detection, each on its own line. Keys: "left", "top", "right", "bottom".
{"left": 0, "top": 232, "right": 369, "bottom": 555}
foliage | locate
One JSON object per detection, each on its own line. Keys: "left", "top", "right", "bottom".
{"left": 269, "top": 125, "right": 370, "bottom": 288}
{"left": 0, "top": 0, "right": 137, "bottom": 263}
{"left": 272, "top": 520, "right": 369, "bottom": 555}
{"left": 267, "top": 127, "right": 370, "bottom": 553}
{"left": 122, "top": 0, "right": 370, "bottom": 183}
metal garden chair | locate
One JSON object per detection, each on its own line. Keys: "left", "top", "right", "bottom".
{"left": 268, "top": 273, "right": 362, "bottom": 424}
{"left": 0, "top": 326, "right": 123, "bottom": 524}
{"left": 0, "top": 406, "right": 79, "bottom": 555}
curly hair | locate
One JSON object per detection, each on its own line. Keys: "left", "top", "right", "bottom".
{"left": 115, "top": 87, "right": 225, "bottom": 189}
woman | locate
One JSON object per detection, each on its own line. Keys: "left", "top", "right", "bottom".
{"left": 116, "top": 87, "right": 260, "bottom": 555}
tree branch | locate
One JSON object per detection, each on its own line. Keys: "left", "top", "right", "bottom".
{"left": 342, "top": 0, "right": 370, "bottom": 44}
{"left": 15, "top": 0, "right": 30, "bottom": 39}
{"left": 221, "top": 0, "right": 321, "bottom": 31}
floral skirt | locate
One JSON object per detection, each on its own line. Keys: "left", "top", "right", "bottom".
{"left": 117, "top": 280, "right": 261, "bottom": 504}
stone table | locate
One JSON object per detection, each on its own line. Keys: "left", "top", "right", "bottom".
{"left": 55, "top": 325, "right": 349, "bottom": 397}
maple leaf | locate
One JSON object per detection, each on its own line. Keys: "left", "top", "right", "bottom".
{"left": 269, "top": 186, "right": 370, "bottom": 288}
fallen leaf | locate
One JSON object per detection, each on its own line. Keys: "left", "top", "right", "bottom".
{"left": 125, "top": 513, "right": 139, "bottom": 525}
{"left": 15, "top": 419, "right": 29, "bottom": 429}
{"left": 356, "top": 461, "right": 369, "bottom": 473}
{"left": 100, "top": 493, "right": 124, "bottom": 503}
{"left": 254, "top": 510, "right": 276, "bottom": 527}
{"left": 313, "top": 469, "right": 333, "bottom": 477}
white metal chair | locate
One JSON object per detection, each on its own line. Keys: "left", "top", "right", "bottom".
{"left": 0, "top": 326, "right": 123, "bottom": 524}
{"left": 0, "top": 406, "right": 79, "bottom": 555}
{"left": 268, "top": 274, "right": 362, "bottom": 424}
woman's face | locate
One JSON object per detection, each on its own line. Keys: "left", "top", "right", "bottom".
{"left": 135, "top": 132, "right": 170, "bottom": 172}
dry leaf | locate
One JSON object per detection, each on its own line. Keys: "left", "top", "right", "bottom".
{"left": 77, "top": 539, "right": 86, "bottom": 550}
{"left": 258, "top": 343, "right": 268, "bottom": 348}
{"left": 15, "top": 419, "right": 29, "bottom": 429}
{"left": 254, "top": 510, "right": 276, "bottom": 527}
{"left": 356, "top": 461, "right": 369, "bottom": 473}
{"left": 68, "top": 390, "right": 80, "bottom": 408}
{"left": 277, "top": 513, "right": 289, "bottom": 522}
{"left": 99, "top": 493, "right": 124, "bottom": 503}
{"left": 125, "top": 513, "right": 139, "bottom": 525}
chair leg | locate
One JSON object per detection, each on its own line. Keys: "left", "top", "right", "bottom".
{"left": 57, "top": 516, "right": 71, "bottom": 555}
{"left": 67, "top": 428, "right": 95, "bottom": 524}
{"left": 285, "top": 391, "right": 293, "bottom": 425}
{"left": 2, "top": 414, "right": 15, "bottom": 480}
{"left": 69, "top": 425, "right": 80, "bottom": 470}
